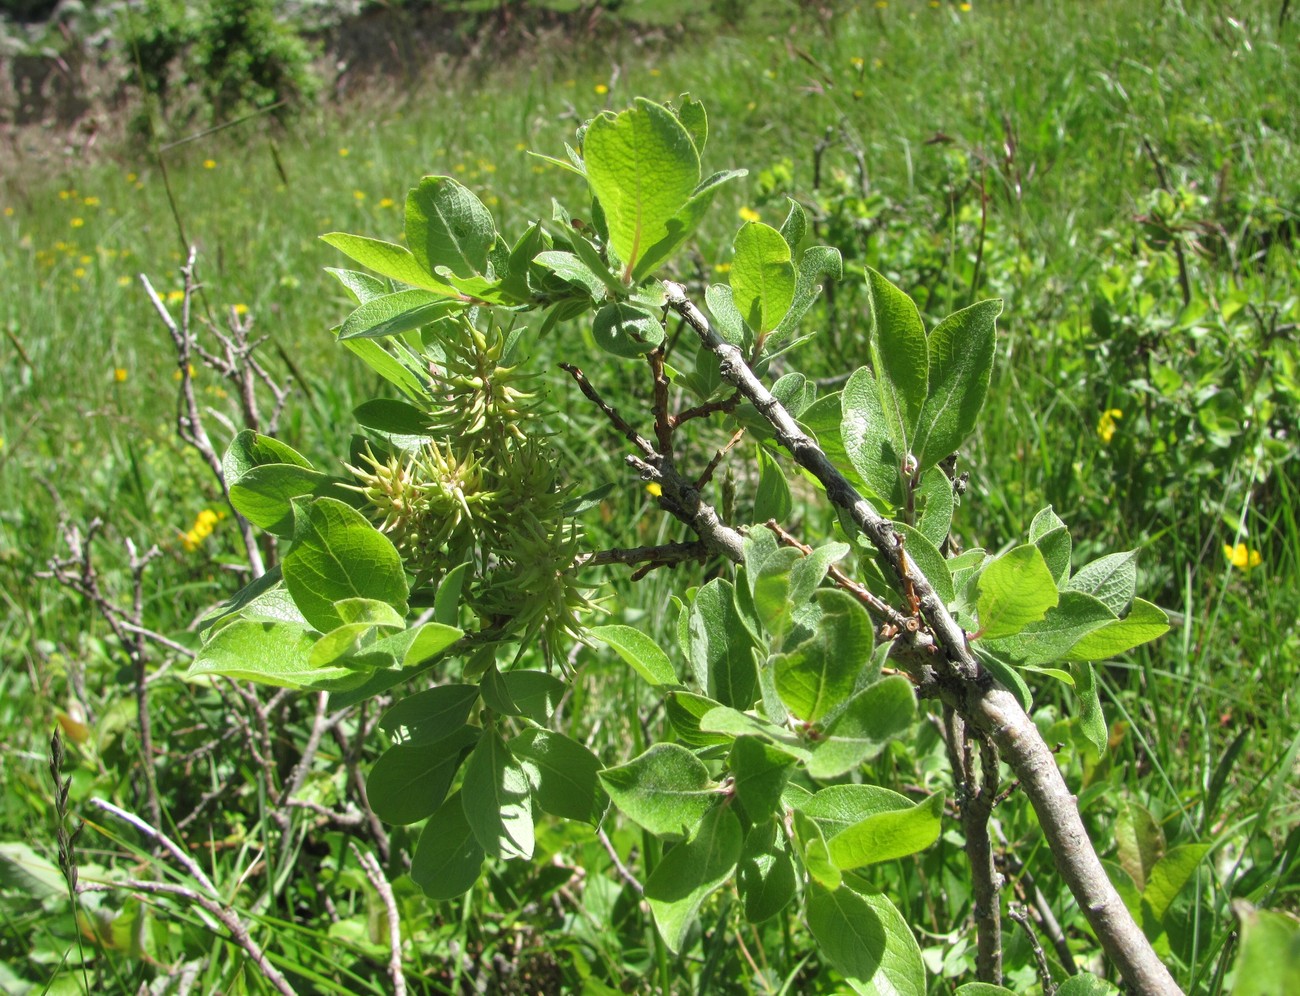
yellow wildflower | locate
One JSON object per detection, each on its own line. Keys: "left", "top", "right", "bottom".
{"left": 1223, "top": 543, "right": 1262, "bottom": 571}
{"left": 338, "top": 147, "right": 350, "bottom": 157}
{"left": 83, "top": 196, "right": 100, "bottom": 207}
{"left": 739, "top": 206, "right": 761, "bottom": 223}
{"left": 378, "top": 197, "right": 395, "bottom": 209}
{"left": 960, "top": 1, "right": 972, "bottom": 9}
{"left": 353, "top": 190, "right": 366, "bottom": 201}
{"left": 126, "top": 172, "right": 138, "bottom": 183}
{"left": 203, "top": 159, "right": 216, "bottom": 169}
{"left": 172, "top": 363, "right": 197, "bottom": 381}
{"left": 70, "top": 217, "right": 85, "bottom": 228}
{"left": 59, "top": 190, "right": 74, "bottom": 200}
{"left": 1096, "top": 408, "right": 1122, "bottom": 444}
{"left": 117, "top": 275, "right": 132, "bottom": 287}
{"left": 714, "top": 262, "right": 732, "bottom": 274}
{"left": 645, "top": 482, "right": 663, "bottom": 497}
{"left": 73, "top": 267, "right": 86, "bottom": 278}
{"left": 181, "top": 508, "right": 221, "bottom": 552}
{"left": 594, "top": 83, "right": 609, "bottom": 95}
{"left": 166, "top": 289, "right": 185, "bottom": 304}
{"left": 850, "top": 56, "right": 865, "bottom": 70}
{"left": 875, "top": 1, "right": 887, "bottom": 8}
{"left": 649, "top": 68, "right": 661, "bottom": 77}
{"left": 233, "top": 303, "right": 249, "bottom": 316}
{"left": 114, "top": 367, "right": 128, "bottom": 383}
{"left": 3, "top": 207, "right": 13, "bottom": 217}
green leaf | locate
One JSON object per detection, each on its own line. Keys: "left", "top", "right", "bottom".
{"left": 705, "top": 283, "right": 749, "bottom": 348}
{"left": 599, "top": 743, "right": 719, "bottom": 839}
{"left": 433, "top": 562, "right": 469, "bottom": 627}
{"left": 340, "top": 288, "right": 464, "bottom": 341}
{"left": 589, "top": 624, "right": 678, "bottom": 686}
{"left": 405, "top": 176, "right": 496, "bottom": 279}
{"left": 402, "top": 622, "right": 464, "bottom": 666}
{"left": 1067, "top": 550, "right": 1138, "bottom": 614}
{"left": 753, "top": 446, "right": 793, "bottom": 523}
{"left": 772, "top": 245, "right": 842, "bottom": 340}
{"left": 334, "top": 332, "right": 428, "bottom": 401}
{"left": 779, "top": 198, "right": 807, "bottom": 255}
{"left": 1115, "top": 798, "right": 1165, "bottom": 892}
{"left": 592, "top": 301, "right": 665, "bottom": 358}
{"left": 747, "top": 542, "right": 804, "bottom": 641}
{"left": 461, "top": 729, "right": 534, "bottom": 860}
{"left": 774, "top": 589, "right": 873, "bottom": 723}
{"left": 976, "top": 544, "right": 1059, "bottom": 640}
{"left": 896, "top": 521, "right": 955, "bottom": 607}
{"left": 190, "top": 618, "right": 354, "bottom": 689}
{"left": 511, "top": 729, "right": 608, "bottom": 826}
{"left": 366, "top": 725, "right": 477, "bottom": 825}
{"left": 793, "top": 809, "right": 840, "bottom": 891}
{"left": 632, "top": 169, "right": 745, "bottom": 283}
{"left": 1056, "top": 975, "right": 1121, "bottom": 996}
{"left": 865, "top": 267, "right": 928, "bottom": 463}
{"left": 1071, "top": 661, "right": 1109, "bottom": 756}
{"left": 378, "top": 683, "right": 479, "bottom": 746}
{"left": 223, "top": 430, "right": 312, "bottom": 486}
{"left": 794, "top": 783, "right": 915, "bottom": 839}
{"left": 326, "top": 266, "right": 389, "bottom": 304}
{"left": 688, "top": 579, "right": 758, "bottom": 709}
{"left": 645, "top": 803, "right": 743, "bottom": 954}
{"left": 229, "top": 464, "right": 333, "bottom": 537}
{"left": 534, "top": 250, "right": 610, "bottom": 300}
{"left": 308, "top": 601, "right": 405, "bottom": 668}
{"left": 729, "top": 736, "right": 795, "bottom": 822}
{"left": 499, "top": 670, "right": 566, "bottom": 724}
{"left": 731, "top": 222, "right": 796, "bottom": 335}
{"left": 806, "top": 883, "right": 888, "bottom": 994}
{"left": 955, "top": 986, "right": 1019, "bottom": 996}
{"left": 982, "top": 590, "right": 1118, "bottom": 666}
{"left": 282, "top": 498, "right": 409, "bottom": 635}
{"left": 699, "top": 706, "right": 811, "bottom": 762}
{"left": 353, "top": 399, "right": 433, "bottom": 437}
{"left": 1230, "top": 902, "right": 1300, "bottom": 996}
{"left": 675, "top": 93, "right": 708, "bottom": 155}
{"left": 912, "top": 299, "right": 1001, "bottom": 471}
{"left": 0, "top": 842, "right": 71, "bottom": 901}
{"left": 1029, "top": 506, "right": 1072, "bottom": 587}
{"left": 1143, "top": 843, "right": 1211, "bottom": 928}
{"left": 1062, "top": 598, "right": 1169, "bottom": 661}
{"left": 665, "top": 691, "right": 733, "bottom": 748}
{"left": 807, "top": 676, "right": 917, "bottom": 780}
{"left": 738, "top": 821, "right": 796, "bottom": 924}
{"left": 583, "top": 99, "right": 700, "bottom": 282}
{"left": 828, "top": 792, "right": 945, "bottom": 869}
{"left": 915, "top": 467, "right": 955, "bottom": 551}
{"left": 409, "top": 791, "right": 485, "bottom": 900}
{"left": 841, "top": 367, "right": 903, "bottom": 508}
{"left": 320, "top": 232, "right": 459, "bottom": 294}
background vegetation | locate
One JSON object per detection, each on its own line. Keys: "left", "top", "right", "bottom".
{"left": 1, "top": 0, "right": 1296, "bottom": 992}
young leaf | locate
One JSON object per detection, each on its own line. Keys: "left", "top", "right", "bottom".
{"left": 792, "top": 809, "right": 840, "bottom": 891}
{"left": 281, "top": 497, "right": 409, "bottom": 634}
{"left": 366, "top": 725, "right": 478, "bottom": 825}
{"left": 1142, "top": 843, "right": 1212, "bottom": 931}
{"left": 982, "top": 590, "right": 1117, "bottom": 666}
{"left": 223, "top": 430, "right": 313, "bottom": 486}
{"left": 339, "top": 288, "right": 464, "bottom": 341}
{"left": 229, "top": 464, "right": 333, "bottom": 537}
{"left": 1061, "top": 598, "right": 1169, "bottom": 661}
{"left": 589, "top": 624, "right": 678, "bottom": 686}
{"left": 190, "top": 618, "right": 353, "bottom": 689}
{"left": 433, "top": 562, "right": 470, "bottom": 627}
{"left": 592, "top": 301, "right": 665, "bottom": 358}
{"left": 402, "top": 622, "right": 464, "bottom": 667}
{"left": 730, "top": 222, "right": 796, "bottom": 336}
{"left": 1071, "top": 661, "right": 1109, "bottom": 756}
{"left": 915, "top": 467, "right": 955, "bottom": 551}
{"left": 772, "top": 245, "right": 842, "bottom": 340}
{"left": 827, "top": 792, "right": 946, "bottom": 870}
{"left": 675, "top": 93, "right": 708, "bottom": 155}
{"left": 583, "top": 99, "right": 700, "bottom": 282}
{"left": 405, "top": 176, "right": 496, "bottom": 279}
{"left": 665, "top": 691, "right": 733, "bottom": 748}
{"left": 753, "top": 446, "right": 793, "bottom": 523}
{"left": 1067, "top": 550, "right": 1139, "bottom": 614}
{"left": 1029, "top": 506, "right": 1072, "bottom": 587}
{"left": 631, "top": 168, "right": 746, "bottom": 283}
{"left": 1115, "top": 798, "right": 1165, "bottom": 892}
{"left": 807, "top": 676, "right": 917, "bottom": 780}
{"left": 699, "top": 706, "right": 811, "bottom": 761}
{"left": 865, "top": 267, "right": 928, "bottom": 463}
{"left": 511, "top": 728, "right": 608, "bottom": 826}
{"left": 779, "top": 198, "right": 807, "bottom": 255}
{"left": 738, "top": 820, "right": 796, "bottom": 923}
{"left": 409, "top": 791, "right": 485, "bottom": 901}
{"left": 645, "top": 803, "right": 743, "bottom": 954}
{"left": 975, "top": 544, "right": 1059, "bottom": 640}
{"left": 774, "top": 589, "right": 873, "bottom": 723}
{"left": 534, "top": 250, "right": 610, "bottom": 300}
{"left": 688, "top": 579, "right": 758, "bottom": 709}
{"left": 320, "top": 232, "right": 459, "bottom": 294}
{"left": 912, "top": 299, "right": 1001, "bottom": 471}
{"left": 461, "top": 729, "right": 534, "bottom": 860}
{"left": 705, "top": 283, "right": 750, "bottom": 349}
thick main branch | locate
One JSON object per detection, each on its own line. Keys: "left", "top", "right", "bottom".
{"left": 662, "top": 281, "right": 1181, "bottom": 996}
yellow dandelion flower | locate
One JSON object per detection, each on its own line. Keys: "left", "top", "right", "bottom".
{"left": 714, "top": 262, "right": 732, "bottom": 274}
{"left": 83, "top": 196, "right": 100, "bottom": 207}
{"left": 59, "top": 190, "right": 73, "bottom": 200}
{"left": 479, "top": 159, "right": 497, "bottom": 174}
{"left": 875, "top": 1, "right": 887, "bottom": 8}
{"left": 203, "top": 159, "right": 216, "bottom": 169}
{"left": 126, "top": 172, "right": 138, "bottom": 183}
{"left": 166, "top": 289, "right": 185, "bottom": 303}
{"left": 1096, "top": 408, "right": 1122, "bottom": 444}
{"left": 3, "top": 206, "right": 13, "bottom": 217}
{"left": 960, "top": 1, "right": 972, "bottom": 9}
{"left": 172, "top": 363, "right": 197, "bottom": 381}
{"left": 117, "top": 275, "right": 132, "bottom": 287}
{"left": 233, "top": 303, "right": 249, "bottom": 316}
{"left": 1223, "top": 543, "right": 1262, "bottom": 571}
{"left": 645, "top": 482, "right": 663, "bottom": 497}
{"left": 850, "top": 56, "right": 865, "bottom": 69}
{"left": 353, "top": 190, "right": 366, "bottom": 201}
{"left": 114, "top": 367, "right": 128, "bottom": 382}
{"left": 739, "top": 206, "right": 761, "bottom": 223}
{"left": 338, "top": 147, "right": 350, "bottom": 157}
{"left": 73, "top": 267, "right": 86, "bottom": 278}
{"left": 378, "top": 197, "right": 395, "bottom": 208}
{"left": 649, "top": 68, "right": 661, "bottom": 77}
{"left": 70, "top": 217, "right": 85, "bottom": 228}
{"left": 79, "top": 254, "right": 92, "bottom": 264}
{"left": 453, "top": 163, "right": 466, "bottom": 173}
{"left": 594, "top": 83, "right": 609, "bottom": 95}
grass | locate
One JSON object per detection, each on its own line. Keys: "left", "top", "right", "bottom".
{"left": 1, "top": 0, "right": 1298, "bottom": 992}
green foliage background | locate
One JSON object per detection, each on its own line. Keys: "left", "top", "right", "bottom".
{"left": 0, "top": 0, "right": 1297, "bottom": 992}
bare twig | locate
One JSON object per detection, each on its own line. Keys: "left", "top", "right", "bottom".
{"left": 662, "top": 280, "right": 1181, "bottom": 995}
{"left": 80, "top": 879, "right": 296, "bottom": 996}
{"left": 91, "top": 798, "right": 219, "bottom": 898}
{"left": 1008, "top": 902, "right": 1057, "bottom": 996}
{"left": 560, "top": 363, "right": 656, "bottom": 457}
{"left": 575, "top": 541, "right": 709, "bottom": 571}
{"left": 352, "top": 844, "right": 407, "bottom": 996}
{"left": 597, "top": 828, "right": 644, "bottom": 896}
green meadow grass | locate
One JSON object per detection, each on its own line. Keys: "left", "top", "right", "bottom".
{"left": 1, "top": 0, "right": 1297, "bottom": 991}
